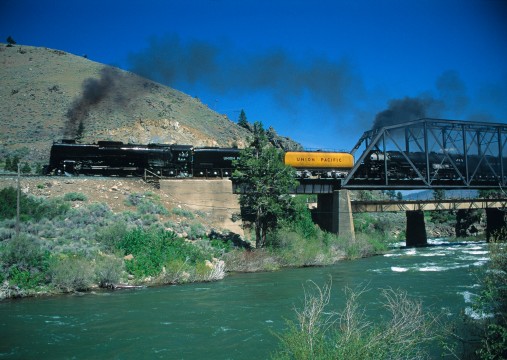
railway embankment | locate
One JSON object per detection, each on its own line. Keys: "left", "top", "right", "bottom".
{"left": 0, "top": 176, "right": 243, "bottom": 237}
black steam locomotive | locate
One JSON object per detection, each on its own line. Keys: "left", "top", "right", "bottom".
{"left": 44, "top": 140, "right": 240, "bottom": 177}
{"left": 360, "top": 150, "right": 506, "bottom": 182}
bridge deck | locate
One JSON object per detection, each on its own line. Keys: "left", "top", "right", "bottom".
{"left": 351, "top": 198, "right": 507, "bottom": 212}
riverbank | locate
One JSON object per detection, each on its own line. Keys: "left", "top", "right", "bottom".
{"left": 1, "top": 176, "right": 475, "bottom": 301}
{"left": 0, "top": 180, "right": 394, "bottom": 301}
{"left": 0, "top": 239, "right": 493, "bottom": 359}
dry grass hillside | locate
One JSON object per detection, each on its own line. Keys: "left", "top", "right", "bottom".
{"left": 0, "top": 43, "right": 255, "bottom": 165}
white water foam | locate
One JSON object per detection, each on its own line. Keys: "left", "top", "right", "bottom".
{"left": 465, "top": 307, "right": 494, "bottom": 320}
{"left": 391, "top": 266, "right": 409, "bottom": 272}
{"left": 419, "top": 266, "right": 446, "bottom": 272}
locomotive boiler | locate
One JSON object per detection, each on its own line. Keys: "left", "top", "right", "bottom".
{"left": 360, "top": 149, "right": 506, "bottom": 182}
{"left": 44, "top": 140, "right": 240, "bottom": 177}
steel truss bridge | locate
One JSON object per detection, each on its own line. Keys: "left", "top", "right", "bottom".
{"left": 342, "top": 118, "right": 507, "bottom": 190}
{"left": 235, "top": 119, "right": 507, "bottom": 194}
{"left": 232, "top": 119, "right": 507, "bottom": 244}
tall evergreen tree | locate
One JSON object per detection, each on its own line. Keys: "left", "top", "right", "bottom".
{"left": 76, "top": 120, "right": 85, "bottom": 141}
{"left": 237, "top": 109, "right": 248, "bottom": 128}
{"left": 10, "top": 156, "right": 20, "bottom": 172}
{"left": 232, "top": 122, "right": 298, "bottom": 248}
{"left": 4, "top": 156, "right": 11, "bottom": 172}
{"left": 21, "top": 163, "right": 31, "bottom": 174}
{"left": 6, "top": 36, "right": 16, "bottom": 46}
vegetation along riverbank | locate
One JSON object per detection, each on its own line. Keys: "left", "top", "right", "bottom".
{"left": 0, "top": 123, "right": 393, "bottom": 300}
{"left": 0, "top": 180, "right": 391, "bottom": 300}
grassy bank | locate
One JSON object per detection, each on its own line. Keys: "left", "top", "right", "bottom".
{"left": 0, "top": 188, "right": 394, "bottom": 300}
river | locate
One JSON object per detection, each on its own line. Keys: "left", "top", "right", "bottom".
{"left": 0, "top": 239, "right": 489, "bottom": 359}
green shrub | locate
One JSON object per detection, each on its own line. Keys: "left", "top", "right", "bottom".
{"left": 8, "top": 267, "right": 45, "bottom": 289}
{"left": 0, "top": 187, "right": 69, "bottom": 221}
{"left": 95, "top": 221, "right": 129, "bottom": 251}
{"left": 118, "top": 228, "right": 208, "bottom": 278}
{"left": 474, "top": 239, "right": 507, "bottom": 359}
{"left": 172, "top": 207, "right": 195, "bottom": 219}
{"left": 188, "top": 222, "right": 206, "bottom": 239}
{"left": 63, "top": 192, "right": 88, "bottom": 201}
{"left": 270, "top": 228, "right": 325, "bottom": 267}
{"left": 223, "top": 248, "right": 280, "bottom": 272}
{"left": 49, "top": 255, "right": 94, "bottom": 292}
{"left": 94, "top": 255, "right": 124, "bottom": 288}
{"left": 125, "top": 193, "right": 169, "bottom": 215}
{"left": 162, "top": 258, "right": 192, "bottom": 283}
{"left": 0, "top": 234, "right": 49, "bottom": 272}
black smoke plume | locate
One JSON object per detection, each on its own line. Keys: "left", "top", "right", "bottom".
{"left": 128, "top": 34, "right": 363, "bottom": 112}
{"left": 64, "top": 67, "right": 125, "bottom": 138}
{"left": 372, "top": 71, "right": 473, "bottom": 129}
{"left": 372, "top": 96, "right": 444, "bottom": 129}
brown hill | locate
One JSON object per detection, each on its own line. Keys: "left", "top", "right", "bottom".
{"left": 0, "top": 43, "right": 260, "bottom": 165}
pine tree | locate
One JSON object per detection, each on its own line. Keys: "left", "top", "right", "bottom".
{"left": 237, "top": 109, "right": 248, "bottom": 128}
{"left": 21, "top": 163, "right": 31, "bottom": 174}
{"left": 10, "top": 156, "right": 20, "bottom": 172}
{"left": 76, "top": 121, "right": 85, "bottom": 141}
{"left": 232, "top": 122, "right": 299, "bottom": 248}
{"left": 6, "top": 36, "right": 16, "bottom": 46}
{"left": 4, "top": 156, "right": 11, "bottom": 171}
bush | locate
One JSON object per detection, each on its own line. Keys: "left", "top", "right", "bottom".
{"left": 172, "top": 207, "right": 195, "bottom": 219}
{"left": 223, "top": 248, "right": 280, "bottom": 272}
{"left": 0, "top": 187, "right": 69, "bottom": 221}
{"left": 0, "top": 234, "right": 50, "bottom": 289}
{"left": 118, "top": 228, "right": 208, "bottom": 278}
{"left": 269, "top": 228, "right": 325, "bottom": 267}
{"left": 94, "top": 255, "right": 124, "bottom": 288}
{"left": 95, "top": 221, "right": 129, "bottom": 251}
{"left": 272, "top": 281, "right": 442, "bottom": 360}
{"left": 63, "top": 192, "right": 88, "bottom": 201}
{"left": 49, "top": 255, "right": 94, "bottom": 292}
{"left": 474, "top": 238, "right": 507, "bottom": 359}
{"left": 125, "top": 193, "right": 169, "bottom": 215}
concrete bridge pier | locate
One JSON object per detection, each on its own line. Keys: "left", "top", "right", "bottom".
{"left": 486, "top": 208, "right": 507, "bottom": 241}
{"left": 405, "top": 210, "right": 427, "bottom": 247}
{"left": 315, "top": 190, "right": 355, "bottom": 240}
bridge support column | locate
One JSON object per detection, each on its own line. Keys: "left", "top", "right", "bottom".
{"left": 486, "top": 208, "right": 506, "bottom": 242}
{"left": 315, "top": 190, "right": 355, "bottom": 240}
{"left": 406, "top": 210, "right": 427, "bottom": 247}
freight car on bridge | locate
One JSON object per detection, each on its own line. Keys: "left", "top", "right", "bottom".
{"left": 284, "top": 151, "right": 354, "bottom": 179}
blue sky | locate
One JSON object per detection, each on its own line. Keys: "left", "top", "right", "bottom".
{"left": 1, "top": 0, "right": 506, "bottom": 151}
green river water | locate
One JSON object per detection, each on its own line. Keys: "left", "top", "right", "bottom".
{"left": 0, "top": 239, "right": 490, "bottom": 359}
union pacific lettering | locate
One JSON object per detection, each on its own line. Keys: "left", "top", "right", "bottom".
{"left": 296, "top": 157, "right": 316, "bottom": 162}
{"left": 321, "top": 157, "right": 343, "bottom": 162}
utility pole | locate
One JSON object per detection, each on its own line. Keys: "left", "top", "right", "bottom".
{"left": 16, "top": 163, "right": 20, "bottom": 236}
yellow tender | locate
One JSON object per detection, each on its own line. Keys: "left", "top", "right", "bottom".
{"left": 284, "top": 151, "right": 354, "bottom": 169}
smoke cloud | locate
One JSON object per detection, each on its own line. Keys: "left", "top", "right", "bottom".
{"left": 128, "top": 35, "right": 363, "bottom": 112}
{"left": 372, "top": 96, "right": 444, "bottom": 129}
{"left": 436, "top": 70, "right": 469, "bottom": 115}
{"left": 65, "top": 67, "right": 127, "bottom": 138}
{"left": 372, "top": 71, "right": 473, "bottom": 129}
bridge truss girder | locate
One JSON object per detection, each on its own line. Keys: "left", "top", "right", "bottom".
{"left": 342, "top": 118, "right": 507, "bottom": 190}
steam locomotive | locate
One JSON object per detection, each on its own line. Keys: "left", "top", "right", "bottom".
{"left": 44, "top": 140, "right": 240, "bottom": 177}
{"left": 359, "top": 150, "right": 506, "bottom": 182}
{"left": 44, "top": 140, "right": 355, "bottom": 179}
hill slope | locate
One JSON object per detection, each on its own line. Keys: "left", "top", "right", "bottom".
{"left": 0, "top": 44, "right": 257, "bottom": 164}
